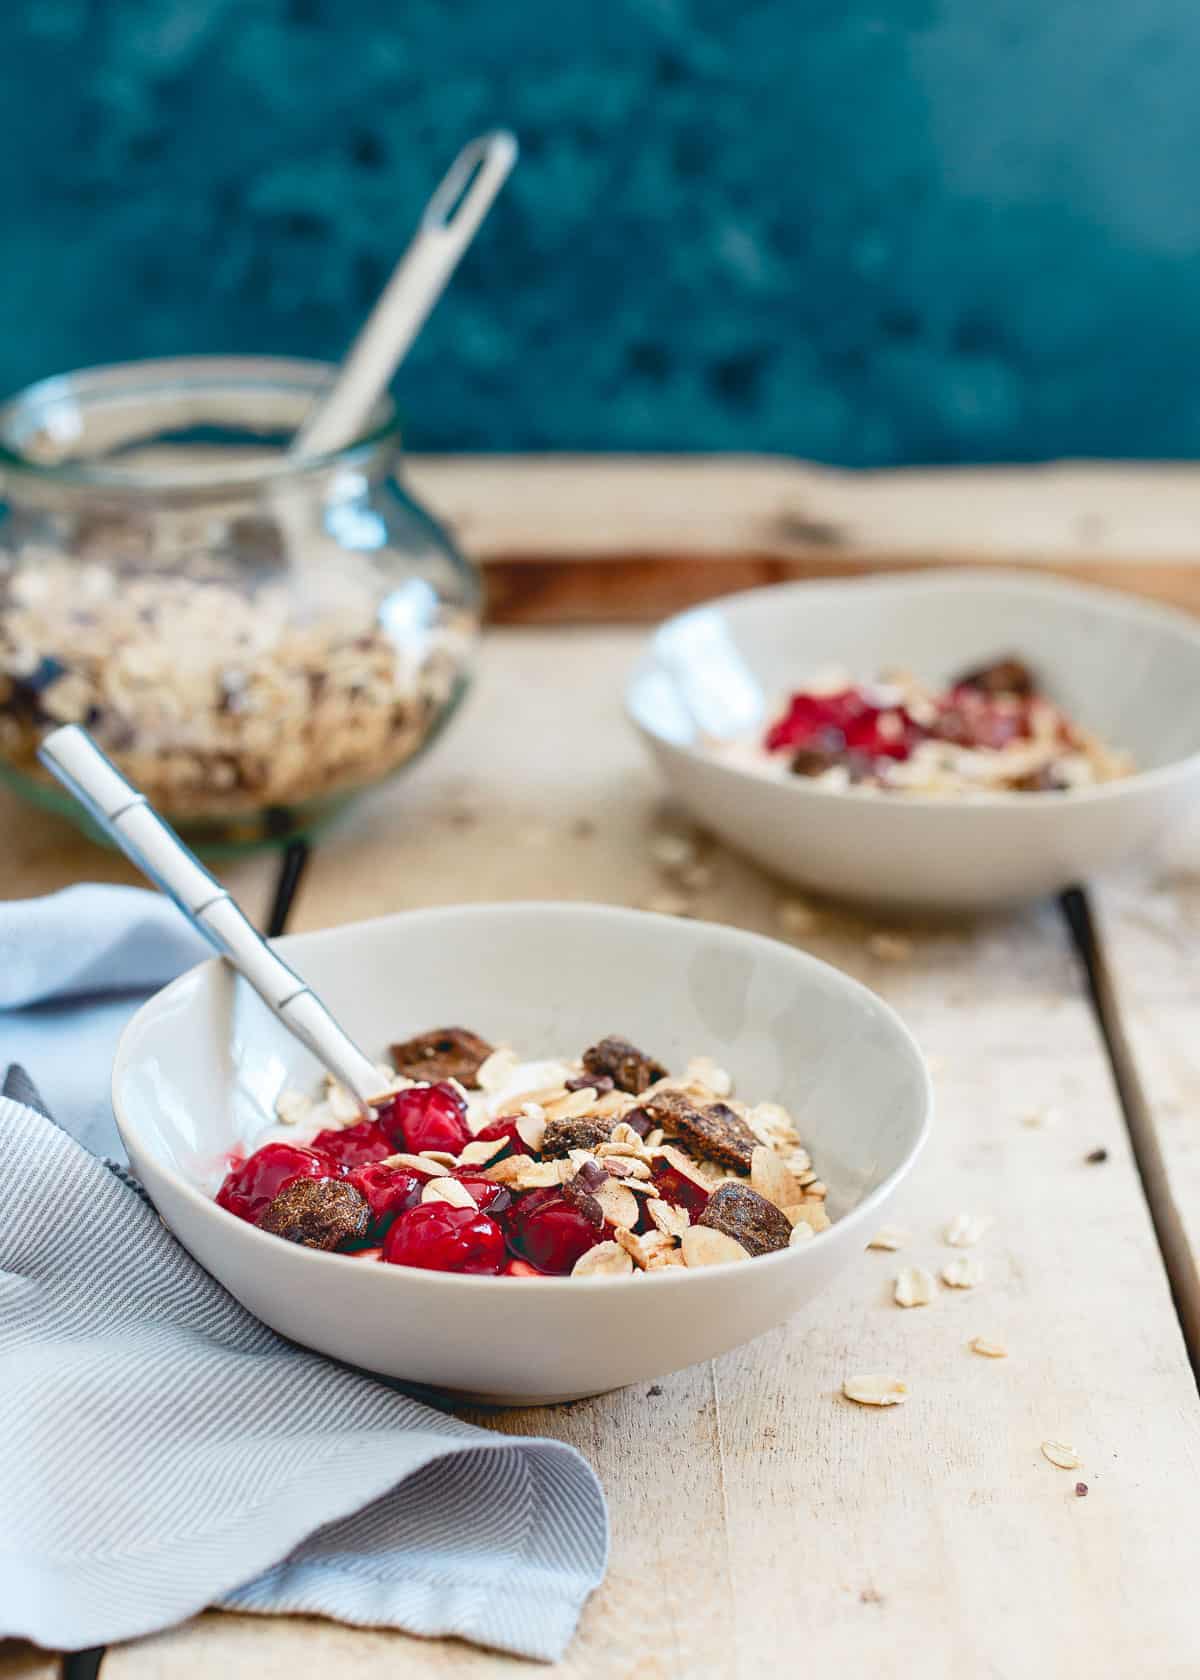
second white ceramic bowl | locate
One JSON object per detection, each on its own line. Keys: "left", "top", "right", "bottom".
{"left": 113, "top": 902, "right": 930, "bottom": 1403}
{"left": 627, "top": 569, "right": 1200, "bottom": 910}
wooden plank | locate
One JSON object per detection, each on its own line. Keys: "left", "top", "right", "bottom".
{"left": 1091, "top": 863, "right": 1200, "bottom": 1363}
{"left": 105, "top": 629, "right": 1200, "bottom": 1678}
{"left": 403, "top": 456, "right": 1200, "bottom": 622}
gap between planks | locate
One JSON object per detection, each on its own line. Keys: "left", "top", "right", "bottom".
{"left": 1061, "top": 886, "right": 1200, "bottom": 1382}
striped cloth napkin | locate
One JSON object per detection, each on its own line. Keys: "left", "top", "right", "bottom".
{"left": 0, "top": 889, "right": 607, "bottom": 1660}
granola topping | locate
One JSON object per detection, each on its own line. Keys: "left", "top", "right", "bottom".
{"left": 716, "top": 658, "right": 1133, "bottom": 797}
{"left": 215, "top": 1028, "right": 834, "bottom": 1278}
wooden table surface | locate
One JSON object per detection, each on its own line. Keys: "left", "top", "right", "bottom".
{"left": 7, "top": 458, "right": 1200, "bottom": 1679}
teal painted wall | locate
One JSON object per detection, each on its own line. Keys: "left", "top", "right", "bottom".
{"left": 5, "top": 0, "right": 1200, "bottom": 462}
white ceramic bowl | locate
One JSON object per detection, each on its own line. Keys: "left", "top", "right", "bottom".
{"left": 113, "top": 902, "right": 930, "bottom": 1404}
{"left": 627, "top": 570, "right": 1200, "bottom": 910}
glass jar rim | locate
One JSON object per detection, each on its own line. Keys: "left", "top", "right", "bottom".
{"left": 0, "top": 354, "right": 401, "bottom": 501}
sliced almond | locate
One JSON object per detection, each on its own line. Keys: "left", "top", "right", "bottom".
{"left": 750, "top": 1144, "right": 798, "bottom": 1209}
{"left": 543, "top": 1087, "right": 601, "bottom": 1122}
{"left": 420, "top": 1150, "right": 459, "bottom": 1169}
{"left": 610, "top": 1120, "right": 654, "bottom": 1152}
{"left": 381, "top": 1151, "right": 450, "bottom": 1178}
{"left": 421, "top": 1177, "right": 477, "bottom": 1209}
{"left": 942, "top": 1256, "right": 983, "bottom": 1289}
{"left": 613, "top": 1226, "right": 654, "bottom": 1269}
{"left": 645, "top": 1247, "right": 686, "bottom": 1270}
{"left": 685, "top": 1056, "right": 733, "bottom": 1097}
{"left": 843, "top": 1374, "right": 908, "bottom": 1407}
{"left": 476, "top": 1048, "right": 519, "bottom": 1092}
{"left": 681, "top": 1226, "right": 750, "bottom": 1268}
{"left": 945, "top": 1213, "right": 993, "bottom": 1248}
{"left": 484, "top": 1156, "right": 563, "bottom": 1190}
{"left": 788, "top": 1202, "right": 832, "bottom": 1234}
{"left": 1041, "top": 1439, "right": 1082, "bottom": 1470}
{"left": 648, "top": 1198, "right": 690, "bottom": 1239}
{"left": 274, "top": 1089, "right": 312, "bottom": 1126}
{"left": 867, "top": 1225, "right": 909, "bottom": 1252}
{"left": 788, "top": 1221, "right": 815, "bottom": 1247}
{"left": 514, "top": 1111, "right": 547, "bottom": 1153}
{"left": 969, "top": 1336, "right": 1008, "bottom": 1359}
{"left": 327, "top": 1082, "right": 361, "bottom": 1124}
{"left": 572, "top": 1241, "right": 635, "bottom": 1278}
{"left": 594, "top": 1178, "right": 641, "bottom": 1230}
{"left": 456, "top": 1137, "right": 507, "bottom": 1169}
{"left": 894, "top": 1265, "right": 935, "bottom": 1307}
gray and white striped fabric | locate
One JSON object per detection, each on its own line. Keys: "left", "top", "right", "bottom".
{"left": 0, "top": 1089, "right": 607, "bottom": 1659}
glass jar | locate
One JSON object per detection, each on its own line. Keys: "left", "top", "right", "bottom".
{"left": 0, "top": 357, "right": 481, "bottom": 848}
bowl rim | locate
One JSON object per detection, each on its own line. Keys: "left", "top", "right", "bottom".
{"left": 626, "top": 566, "right": 1200, "bottom": 812}
{"left": 111, "top": 900, "right": 932, "bottom": 1293}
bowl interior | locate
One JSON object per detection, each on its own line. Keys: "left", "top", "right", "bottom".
{"left": 629, "top": 571, "right": 1200, "bottom": 774}
{"left": 114, "top": 903, "right": 929, "bottom": 1231}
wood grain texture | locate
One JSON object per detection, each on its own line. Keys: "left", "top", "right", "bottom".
{"left": 102, "top": 630, "right": 1200, "bottom": 1679}
{"left": 402, "top": 456, "right": 1200, "bottom": 622}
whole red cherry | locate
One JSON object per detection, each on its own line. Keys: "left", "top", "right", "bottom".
{"left": 382, "top": 1202, "right": 506, "bottom": 1274}
{"left": 311, "top": 1119, "right": 393, "bottom": 1170}
{"left": 347, "top": 1161, "right": 424, "bottom": 1233}
{"left": 216, "top": 1142, "right": 337, "bottom": 1224}
{"left": 508, "top": 1192, "right": 600, "bottom": 1275}
{"left": 376, "top": 1083, "right": 471, "bottom": 1156}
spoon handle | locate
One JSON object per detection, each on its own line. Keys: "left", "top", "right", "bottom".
{"left": 291, "top": 129, "right": 518, "bottom": 461}
{"left": 38, "top": 725, "right": 381, "bottom": 1109}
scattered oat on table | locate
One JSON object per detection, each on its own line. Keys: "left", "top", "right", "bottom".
{"left": 944, "top": 1213, "right": 993, "bottom": 1248}
{"left": 968, "top": 1336, "right": 1008, "bottom": 1358}
{"left": 776, "top": 897, "right": 817, "bottom": 936}
{"left": 650, "top": 832, "right": 698, "bottom": 872}
{"left": 1041, "top": 1440, "right": 1083, "bottom": 1470}
{"left": 894, "top": 1265, "right": 935, "bottom": 1308}
{"left": 942, "top": 1256, "right": 984, "bottom": 1289}
{"left": 1023, "top": 1105, "right": 1061, "bottom": 1128}
{"left": 843, "top": 1374, "right": 908, "bottom": 1407}
{"left": 867, "top": 1225, "right": 909, "bottom": 1252}
{"left": 866, "top": 932, "right": 913, "bottom": 961}
{"left": 642, "top": 890, "right": 691, "bottom": 918}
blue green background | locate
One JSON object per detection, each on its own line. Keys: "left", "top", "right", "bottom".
{"left": 6, "top": 0, "right": 1200, "bottom": 462}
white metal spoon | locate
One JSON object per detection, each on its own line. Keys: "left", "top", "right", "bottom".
{"left": 290, "top": 129, "right": 518, "bottom": 460}
{"left": 38, "top": 724, "right": 381, "bottom": 1113}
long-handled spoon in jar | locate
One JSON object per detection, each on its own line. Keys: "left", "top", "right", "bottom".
{"left": 39, "top": 724, "right": 383, "bottom": 1115}
{"left": 289, "top": 129, "right": 518, "bottom": 461}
